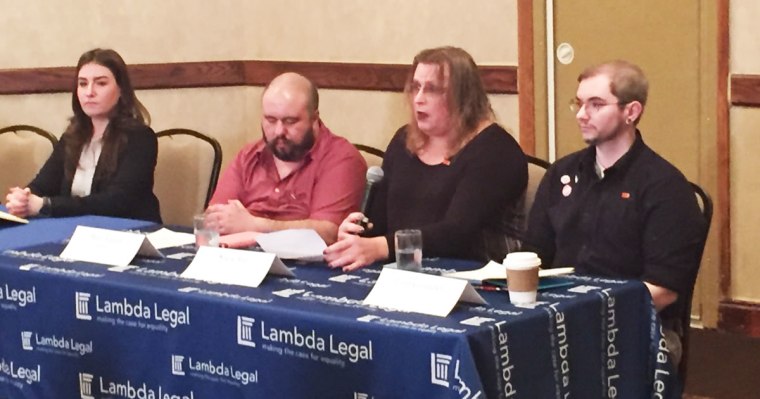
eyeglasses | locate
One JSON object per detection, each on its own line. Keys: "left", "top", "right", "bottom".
{"left": 410, "top": 82, "right": 446, "bottom": 98}
{"left": 569, "top": 98, "right": 621, "bottom": 115}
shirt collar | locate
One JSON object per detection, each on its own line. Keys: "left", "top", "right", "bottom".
{"left": 577, "top": 129, "right": 646, "bottom": 179}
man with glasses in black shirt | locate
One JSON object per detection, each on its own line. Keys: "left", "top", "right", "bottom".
{"left": 525, "top": 60, "right": 706, "bottom": 367}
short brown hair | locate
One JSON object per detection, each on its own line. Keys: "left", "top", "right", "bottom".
{"left": 404, "top": 46, "right": 493, "bottom": 155}
{"left": 578, "top": 60, "right": 648, "bottom": 124}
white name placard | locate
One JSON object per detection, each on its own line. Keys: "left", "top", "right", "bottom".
{"left": 181, "top": 246, "right": 294, "bottom": 288}
{"left": 363, "top": 268, "right": 487, "bottom": 317}
{"left": 60, "top": 225, "right": 163, "bottom": 267}
{"left": 145, "top": 228, "right": 195, "bottom": 249}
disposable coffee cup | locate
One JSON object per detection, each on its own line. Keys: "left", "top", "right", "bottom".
{"left": 504, "top": 252, "right": 541, "bottom": 304}
{"left": 193, "top": 213, "right": 219, "bottom": 249}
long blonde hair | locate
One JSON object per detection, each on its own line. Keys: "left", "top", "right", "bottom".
{"left": 404, "top": 46, "right": 493, "bottom": 156}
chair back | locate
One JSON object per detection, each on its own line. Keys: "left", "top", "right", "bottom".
{"left": 523, "top": 156, "right": 551, "bottom": 223}
{"left": 483, "top": 155, "right": 550, "bottom": 260}
{"left": 354, "top": 144, "right": 384, "bottom": 168}
{"left": 0, "top": 125, "right": 58, "bottom": 191}
{"left": 155, "top": 129, "right": 222, "bottom": 226}
{"left": 678, "top": 181, "right": 713, "bottom": 384}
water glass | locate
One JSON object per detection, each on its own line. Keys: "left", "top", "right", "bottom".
{"left": 394, "top": 229, "right": 422, "bottom": 272}
{"left": 193, "top": 214, "right": 219, "bottom": 249}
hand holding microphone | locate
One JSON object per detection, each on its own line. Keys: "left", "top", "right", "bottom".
{"left": 356, "top": 166, "right": 384, "bottom": 231}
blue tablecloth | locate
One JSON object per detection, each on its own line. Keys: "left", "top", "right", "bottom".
{"left": 0, "top": 216, "right": 679, "bottom": 398}
{"left": 0, "top": 212, "right": 153, "bottom": 251}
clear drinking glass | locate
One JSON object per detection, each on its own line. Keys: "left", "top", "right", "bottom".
{"left": 394, "top": 229, "right": 422, "bottom": 272}
{"left": 193, "top": 213, "right": 219, "bottom": 249}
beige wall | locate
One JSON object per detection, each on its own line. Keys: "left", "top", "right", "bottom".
{"left": 0, "top": 1, "right": 520, "bottom": 171}
{"left": 729, "top": 2, "right": 760, "bottom": 301}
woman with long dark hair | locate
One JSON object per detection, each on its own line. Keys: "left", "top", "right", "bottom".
{"left": 5, "top": 48, "right": 161, "bottom": 222}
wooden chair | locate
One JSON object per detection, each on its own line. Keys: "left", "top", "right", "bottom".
{"left": 155, "top": 129, "right": 222, "bottom": 226}
{"left": 678, "top": 182, "right": 713, "bottom": 385}
{"left": 0, "top": 125, "right": 58, "bottom": 192}
{"left": 353, "top": 144, "right": 384, "bottom": 168}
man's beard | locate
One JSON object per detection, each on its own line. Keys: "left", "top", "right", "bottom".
{"left": 582, "top": 121, "right": 627, "bottom": 147}
{"left": 264, "top": 127, "right": 316, "bottom": 162}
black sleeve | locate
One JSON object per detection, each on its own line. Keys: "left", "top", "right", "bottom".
{"left": 28, "top": 137, "right": 67, "bottom": 197}
{"left": 45, "top": 126, "right": 158, "bottom": 219}
{"left": 640, "top": 175, "right": 706, "bottom": 296}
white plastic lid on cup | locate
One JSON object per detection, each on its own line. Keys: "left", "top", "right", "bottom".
{"left": 503, "top": 252, "right": 541, "bottom": 269}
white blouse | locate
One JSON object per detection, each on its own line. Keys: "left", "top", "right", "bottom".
{"left": 70, "top": 138, "right": 104, "bottom": 197}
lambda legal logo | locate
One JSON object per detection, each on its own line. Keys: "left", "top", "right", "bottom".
{"left": 237, "top": 316, "right": 256, "bottom": 348}
{"left": 431, "top": 353, "right": 452, "bottom": 388}
{"left": 171, "top": 355, "right": 185, "bottom": 376}
{"left": 75, "top": 292, "right": 92, "bottom": 320}
{"left": 21, "top": 331, "right": 33, "bottom": 351}
{"left": 79, "top": 373, "right": 95, "bottom": 399}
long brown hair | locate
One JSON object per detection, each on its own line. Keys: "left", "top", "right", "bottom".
{"left": 62, "top": 48, "right": 151, "bottom": 182}
{"left": 404, "top": 46, "right": 493, "bottom": 156}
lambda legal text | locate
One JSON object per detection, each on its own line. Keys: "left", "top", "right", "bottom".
{"left": 95, "top": 297, "right": 190, "bottom": 328}
{"left": 0, "top": 283, "right": 37, "bottom": 307}
{"left": 98, "top": 377, "right": 194, "bottom": 399}
{"left": 260, "top": 321, "right": 373, "bottom": 363}
{"left": 0, "top": 358, "right": 40, "bottom": 385}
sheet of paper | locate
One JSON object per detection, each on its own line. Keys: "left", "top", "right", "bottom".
{"left": 0, "top": 210, "right": 28, "bottom": 224}
{"left": 443, "top": 260, "right": 505, "bottom": 283}
{"left": 444, "top": 261, "right": 574, "bottom": 283}
{"left": 256, "top": 229, "right": 326, "bottom": 261}
{"left": 60, "top": 226, "right": 147, "bottom": 267}
{"left": 363, "top": 268, "right": 487, "bottom": 317}
{"left": 181, "top": 246, "right": 294, "bottom": 288}
{"left": 146, "top": 228, "right": 195, "bottom": 249}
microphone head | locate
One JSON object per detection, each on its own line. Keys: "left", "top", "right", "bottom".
{"left": 366, "top": 166, "right": 384, "bottom": 184}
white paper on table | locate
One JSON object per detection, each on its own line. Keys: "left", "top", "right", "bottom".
{"left": 443, "top": 261, "right": 575, "bottom": 283}
{"left": 256, "top": 229, "right": 326, "bottom": 261}
{"left": 181, "top": 246, "right": 295, "bottom": 288}
{"left": 60, "top": 225, "right": 163, "bottom": 267}
{"left": 363, "top": 268, "right": 487, "bottom": 317}
{"left": 145, "top": 228, "right": 195, "bottom": 249}
{"left": 0, "top": 210, "right": 28, "bottom": 224}
{"left": 442, "top": 261, "right": 505, "bottom": 283}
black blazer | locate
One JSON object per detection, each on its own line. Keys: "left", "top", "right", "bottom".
{"left": 28, "top": 125, "right": 162, "bottom": 222}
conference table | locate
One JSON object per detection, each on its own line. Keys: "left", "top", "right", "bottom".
{"left": 0, "top": 215, "right": 679, "bottom": 398}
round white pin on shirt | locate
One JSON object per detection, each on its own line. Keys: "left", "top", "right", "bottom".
{"left": 562, "top": 185, "right": 572, "bottom": 197}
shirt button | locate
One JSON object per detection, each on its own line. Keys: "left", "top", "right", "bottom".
{"left": 274, "top": 188, "right": 280, "bottom": 193}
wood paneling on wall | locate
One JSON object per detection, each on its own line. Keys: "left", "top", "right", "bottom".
{"left": 719, "top": 300, "right": 760, "bottom": 337}
{"left": 731, "top": 75, "right": 760, "bottom": 107}
{"left": 0, "top": 60, "right": 517, "bottom": 95}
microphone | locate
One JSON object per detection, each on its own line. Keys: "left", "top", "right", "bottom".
{"left": 358, "top": 166, "right": 384, "bottom": 230}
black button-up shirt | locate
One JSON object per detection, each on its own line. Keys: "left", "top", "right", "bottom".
{"left": 525, "top": 132, "right": 706, "bottom": 321}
